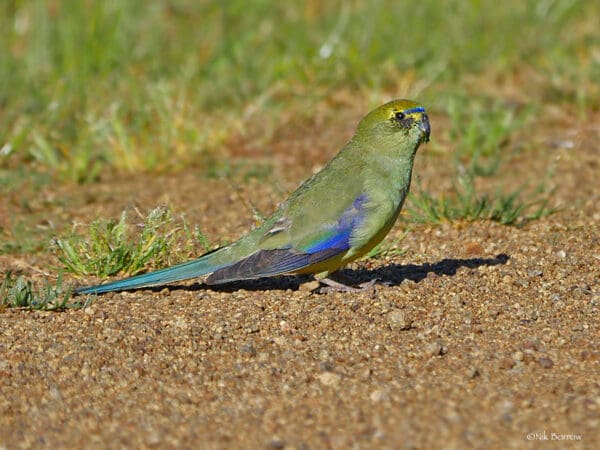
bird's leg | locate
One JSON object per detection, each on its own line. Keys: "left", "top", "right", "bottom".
{"left": 319, "top": 276, "right": 360, "bottom": 292}
{"left": 315, "top": 272, "right": 379, "bottom": 293}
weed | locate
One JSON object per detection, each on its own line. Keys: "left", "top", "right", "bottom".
{"left": 0, "top": 271, "right": 84, "bottom": 310}
{"left": 54, "top": 207, "right": 212, "bottom": 277}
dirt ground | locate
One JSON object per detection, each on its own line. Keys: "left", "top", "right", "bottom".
{"left": 1, "top": 110, "right": 598, "bottom": 449}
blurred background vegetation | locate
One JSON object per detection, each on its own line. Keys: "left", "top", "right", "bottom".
{"left": 1, "top": 0, "right": 598, "bottom": 183}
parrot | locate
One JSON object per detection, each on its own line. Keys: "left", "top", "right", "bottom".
{"left": 74, "top": 99, "right": 430, "bottom": 295}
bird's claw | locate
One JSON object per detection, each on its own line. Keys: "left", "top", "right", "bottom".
{"left": 314, "top": 277, "right": 380, "bottom": 294}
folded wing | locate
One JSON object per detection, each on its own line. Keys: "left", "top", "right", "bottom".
{"left": 206, "top": 193, "right": 368, "bottom": 284}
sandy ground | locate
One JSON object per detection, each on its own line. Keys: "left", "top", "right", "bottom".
{"left": 1, "top": 112, "right": 598, "bottom": 449}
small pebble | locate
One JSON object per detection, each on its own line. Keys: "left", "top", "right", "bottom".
{"left": 467, "top": 367, "right": 480, "bottom": 379}
{"left": 580, "top": 350, "right": 597, "bottom": 361}
{"left": 300, "top": 280, "right": 320, "bottom": 292}
{"left": 240, "top": 343, "right": 256, "bottom": 357}
{"left": 267, "top": 438, "right": 285, "bottom": 449}
{"left": 426, "top": 342, "right": 444, "bottom": 357}
{"left": 145, "top": 429, "right": 161, "bottom": 446}
{"left": 538, "top": 357, "right": 554, "bottom": 369}
{"left": 317, "top": 372, "right": 341, "bottom": 388}
{"left": 499, "top": 357, "right": 516, "bottom": 370}
{"left": 387, "top": 309, "right": 413, "bottom": 330}
{"left": 370, "top": 389, "right": 389, "bottom": 402}
{"left": 465, "top": 242, "right": 483, "bottom": 255}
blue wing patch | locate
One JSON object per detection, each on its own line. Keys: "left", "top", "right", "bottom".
{"left": 304, "top": 193, "right": 368, "bottom": 253}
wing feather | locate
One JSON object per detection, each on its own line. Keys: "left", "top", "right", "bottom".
{"left": 205, "top": 193, "right": 369, "bottom": 284}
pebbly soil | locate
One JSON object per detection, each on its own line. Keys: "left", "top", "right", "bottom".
{"left": 0, "top": 109, "right": 598, "bottom": 449}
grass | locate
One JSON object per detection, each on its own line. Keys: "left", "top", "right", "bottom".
{"left": 0, "top": 271, "right": 84, "bottom": 311}
{"left": 405, "top": 96, "right": 555, "bottom": 226}
{"left": 446, "top": 97, "right": 534, "bottom": 178}
{"left": 54, "top": 206, "right": 212, "bottom": 277}
{"left": 407, "top": 174, "right": 555, "bottom": 226}
{"left": 2, "top": 206, "right": 212, "bottom": 309}
{"left": 1, "top": 0, "right": 598, "bottom": 181}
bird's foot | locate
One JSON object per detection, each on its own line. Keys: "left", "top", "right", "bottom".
{"left": 316, "top": 277, "right": 379, "bottom": 293}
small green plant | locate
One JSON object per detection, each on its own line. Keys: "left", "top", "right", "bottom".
{"left": 0, "top": 271, "right": 83, "bottom": 310}
{"left": 54, "top": 206, "right": 212, "bottom": 277}
{"left": 407, "top": 174, "right": 555, "bottom": 226}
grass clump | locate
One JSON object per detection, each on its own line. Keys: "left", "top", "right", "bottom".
{"left": 406, "top": 95, "right": 554, "bottom": 226}
{"left": 408, "top": 174, "right": 555, "bottom": 227}
{"left": 0, "top": 271, "right": 83, "bottom": 311}
{"left": 54, "top": 206, "right": 211, "bottom": 277}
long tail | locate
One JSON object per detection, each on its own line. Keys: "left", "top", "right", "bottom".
{"left": 74, "top": 249, "right": 229, "bottom": 295}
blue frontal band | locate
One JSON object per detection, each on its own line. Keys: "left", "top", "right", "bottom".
{"left": 403, "top": 106, "right": 426, "bottom": 114}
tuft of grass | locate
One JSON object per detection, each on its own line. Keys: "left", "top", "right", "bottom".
{"left": 54, "top": 206, "right": 212, "bottom": 277}
{"left": 0, "top": 271, "right": 84, "bottom": 310}
{"left": 406, "top": 96, "right": 553, "bottom": 227}
{"left": 407, "top": 174, "right": 555, "bottom": 227}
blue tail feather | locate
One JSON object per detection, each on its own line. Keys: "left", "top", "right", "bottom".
{"left": 74, "top": 253, "right": 227, "bottom": 295}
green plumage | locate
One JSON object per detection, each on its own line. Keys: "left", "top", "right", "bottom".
{"left": 75, "top": 99, "right": 430, "bottom": 295}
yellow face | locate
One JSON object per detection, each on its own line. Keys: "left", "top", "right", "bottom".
{"left": 358, "top": 99, "right": 430, "bottom": 143}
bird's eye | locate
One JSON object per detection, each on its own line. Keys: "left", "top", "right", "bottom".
{"left": 394, "top": 111, "right": 405, "bottom": 121}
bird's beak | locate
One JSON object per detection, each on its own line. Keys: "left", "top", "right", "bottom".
{"left": 419, "top": 114, "right": 431, "bottom": 143}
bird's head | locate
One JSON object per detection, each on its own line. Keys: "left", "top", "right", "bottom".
{"left": 356, "top": 99, "right": 430, "bottom": 146}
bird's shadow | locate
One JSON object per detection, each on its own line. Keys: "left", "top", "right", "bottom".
{"left": 159, "top": 253, "right": 510, "bottom": 293}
